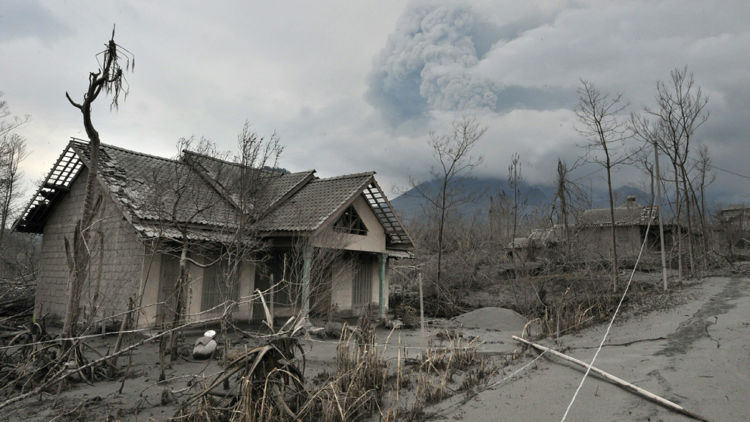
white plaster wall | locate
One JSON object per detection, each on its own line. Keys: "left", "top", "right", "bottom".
{"left": 185, "top": 257, "right": 205, "bottom": 322}
{"left": 137, "top": 251, "right": 161, "bottom": 327}
{"left": 370, "top": 256, "right": 382, "bottom": 307}
{"left": 188, "top": 257, "right": 256, "bottom": 322}
{"left": 234, "top": 261, "right": 256, "bottom": 320}
{"left": 330, "top": 257, "right": 353, "bottom": 312}
{"left": 312, "top": 195, "right": 386, "bottom": 253}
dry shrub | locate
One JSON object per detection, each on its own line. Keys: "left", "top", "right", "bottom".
{"left": 402, "top": 331, "right": 496, "bottom": 417}
{"left": 230, "top": 338, "right": 307, "bottom": 421}
{"left": 175, "top": 306, "right": 389, "bottom": 422}
{"left": 504, "top": 271, "right": 676, "bottom": 339}
{"left": 173, "top": 336, "right": 307, "bottom": 422}
{"left": 306, "top": 329, "right": 386, "bottom": 421}
{"left": 0, "top": 318, "right": 115, "bottom": 398}
{"left": 175, "top": 305, "right": 495, "bottom": 422}
{"left": 418, "top": 331, "right": 480, "bottom": 373}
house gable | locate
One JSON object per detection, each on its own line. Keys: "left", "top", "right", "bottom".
{"left": 312, "top": 194, "right": 386, "bottom": 253}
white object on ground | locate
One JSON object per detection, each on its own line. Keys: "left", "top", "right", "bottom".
{"left": 192, "top": 330, "right": 217, "bottom": 360}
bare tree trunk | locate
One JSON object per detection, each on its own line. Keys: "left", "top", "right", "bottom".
{"left": 681, "top": 166, "right": 695, "bottom": 277}
{"left": 169, "top": 242, "right": 189, "bottom": 361}
{"left": 0, "top": 137, "right": 21, "bottom": 241}
{"left": 604, "top": 151, "right": 618, "bottom": 291}
{"left": 699, "top": 172, "right": 709, "bottom": 270}
{"left": 436, "top": 178, "right": 447, "bottom": 290}
{"left": 606, "top": 171, "right": 618, "bottom": 291}
{"left": 62, "top": 33, "right": 132, "bottom": 339}
{"left": 673, "top": 164, "right": 683, "bottom": 282}
{"left": 653, "top": 142, "right": 668, "bottom": 290}
{"left": 0, "top": 177, "right": 11, "bottom": 241}
{"left": 557, "top": 159, "right": 571, "bottom": 260}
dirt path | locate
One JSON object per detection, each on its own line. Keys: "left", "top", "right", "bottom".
{"left": 430, "top": 276, "right": 750, "bottom": 421}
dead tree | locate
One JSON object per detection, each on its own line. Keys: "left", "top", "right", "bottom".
{"left": 141, "top": 126, "right": 282, "bottom": 361}
{"left": 644, "top": 67, "right": 709, "bottom": 279}
{"left": 631, "top": 112, "right": 670, "bottom": 288}
{"left": 142, "top": 137, "right": 224, "bottom": 361}
{"left": 576, "top": 80, "right": 632, "bottom": 291}
{"left": 0, "top": 92, "right": 29, "bottom": 138}
{"left": 62, "top": 28, "right": 134, "bottom": 338}
{"left": 507, "top": 153, "right": 523, "bottom": 274}
{"left": 0, "top": 133, "right": 27, "bottom": 242}
{"left": 0, "top": 94, "right": 29, "bottom": 243}
{"left": 689, "top": 145, "right": 714, "bottom": 271}
{"left": 409, "top": 117, "right": 484, "bottom": 292}
{"left": 552, "top": 158, "right": 586, "bottom": 261}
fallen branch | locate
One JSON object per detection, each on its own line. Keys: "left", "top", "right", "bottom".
{"left": 512, "top": 336, "right": 709, "bottom": 422}
{"left": 0, "top": 309, "right": 231, "bottom": 411}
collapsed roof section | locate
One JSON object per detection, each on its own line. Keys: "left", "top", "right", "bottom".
{"left": 13, "top": 143, "right": 83, "bottom": 233}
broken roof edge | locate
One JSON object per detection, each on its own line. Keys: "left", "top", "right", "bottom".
{"left": 13, "top": 142, "right": 84, "bottom": 233}
{"left": 367, "top": 177, "right": 414, "bottom": 250}
{"left": 313, "top": 171, "right": 376, "bottom": 182}
{"left": 70, "top": 137, "right": 178, "bottom": 164}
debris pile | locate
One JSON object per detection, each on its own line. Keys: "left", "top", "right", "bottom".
{"left": 453, "top": 307, "right": 527, "bottom": 332}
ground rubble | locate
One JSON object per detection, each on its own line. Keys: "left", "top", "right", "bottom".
{"left": 1, "top": 273, "right": 747, "bottom": 421}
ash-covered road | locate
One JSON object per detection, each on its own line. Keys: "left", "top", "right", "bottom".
{"left": 433, "top": 276, "right": 750, "bottom": 421}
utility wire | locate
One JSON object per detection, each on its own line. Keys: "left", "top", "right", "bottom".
{"left": 560, "top": 211, "right": 653, "bottom": 421}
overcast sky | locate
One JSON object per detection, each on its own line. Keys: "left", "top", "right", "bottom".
{"left": 2, "top": 0, "right": 749, "bottom": 205}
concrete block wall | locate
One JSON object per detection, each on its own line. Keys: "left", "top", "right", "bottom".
{"left": 36, "top": 167, "right": 146, "bottom": 324}
{"left": 575, "top": 226, "right": 643, "bottom": 261}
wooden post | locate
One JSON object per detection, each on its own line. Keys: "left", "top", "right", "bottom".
{"left": 418, "top": 272, "right": 425, "bottom": 341}
{"left": 654, "top": 140, "right": 668, "bottom": 291}
{"left": 512, "top": 336, "right": 708, "bottom": 421}
{"left": 268, "top": 274, "right": 274, "bottom": 330}
{"left": 301, "top": 245, "right": 312, "bottom": 320}
{"left": 378, "top": 253, "right": 387, "bottom": 319}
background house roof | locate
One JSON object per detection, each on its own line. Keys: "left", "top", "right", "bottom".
{"left": 578, "top": 196, "right": 656, "bottom": 227}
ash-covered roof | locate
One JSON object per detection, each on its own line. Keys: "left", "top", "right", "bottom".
{"left": 70, "top": 141, "right": 238, "bottom": 229}
{"left": 255, "top": 172, "right": 374, "bottom": 232}
{"left": 578, "top": 196, "right": 655, "bottom": 227}
{"left": 15, "top": 139, "right": 414, "bottom": 249}
{"left": 182, "top": 150, "right": 315, "bottom": 214}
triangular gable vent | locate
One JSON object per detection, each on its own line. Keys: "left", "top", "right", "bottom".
{"left": 334, "top": 205, "right": 368, "bottom": 235}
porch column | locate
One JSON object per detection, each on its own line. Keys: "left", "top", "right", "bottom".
{"left": 378, "top": 253, "right": 387, "bottom": 319}
{"left": 301, "top": 245, "right": 312, "bottom": 320}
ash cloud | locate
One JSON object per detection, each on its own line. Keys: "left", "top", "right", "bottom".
{"left": 365, "top": 2, "right": 569, "bottom": 125}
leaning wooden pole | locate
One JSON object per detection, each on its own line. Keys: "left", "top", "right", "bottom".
{"left": 418, "top": 272, "right": 425, "bottom": 341}
{"left": 654, "top": 141, "right": 668, "bottom": 291}
{"left": 512, "top": 336, "right": 708, "bottom": 422}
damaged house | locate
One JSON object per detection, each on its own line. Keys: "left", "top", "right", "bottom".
{"left": 575, "top": 195, "right": 659, "bottom": 260}
{"left": 14, "top": 140, "right": 413, "bottom": 328}
{"left": 717, "top": 204, "right": 750, "bottom": 252}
